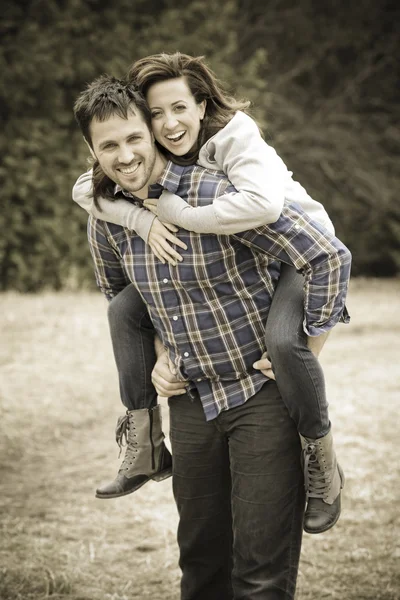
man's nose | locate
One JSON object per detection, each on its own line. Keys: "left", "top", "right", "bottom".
{"left": 118, "top": 145, "right": 135, "bottom": 164}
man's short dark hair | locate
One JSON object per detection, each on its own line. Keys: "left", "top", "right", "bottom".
{"left": 74, "top": 74, "right": 153, "bottom": 207}
{"left": 73, "top": 74, "right": 152, "bottom": 149}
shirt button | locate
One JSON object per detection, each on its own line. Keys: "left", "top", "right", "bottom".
{"left": 183, "top": 352, "right": 190, "bottom": 358}
{"left": 197, "top": 378, "right": 202, "bottom": 382}
{"left": 162, "top": 278, "right": 168, "bottom": 283}
{"left": 172, "top": 316, "right": 179, "bottom": 321}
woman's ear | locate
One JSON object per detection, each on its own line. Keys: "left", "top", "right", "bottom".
{"left": 199, "top": 100, "right": 207, "bottom": 121}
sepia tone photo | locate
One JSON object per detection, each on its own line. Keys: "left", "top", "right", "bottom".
{"left": 1, "top": 1, "right": 399, "bottom": 599}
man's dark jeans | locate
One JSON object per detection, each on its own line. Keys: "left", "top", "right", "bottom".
{"left": 168, "top": 382, "right": 305, "bottom": 600}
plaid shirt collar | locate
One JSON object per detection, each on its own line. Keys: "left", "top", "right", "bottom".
{"left": 114, "top": 160, "right": 184, "bottom": 198}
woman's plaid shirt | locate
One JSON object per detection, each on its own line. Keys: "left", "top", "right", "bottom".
{"left": 88, "top": 162, "right": 351, "bottom": 420}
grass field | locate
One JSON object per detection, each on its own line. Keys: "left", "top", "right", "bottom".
{"left": 1, "top": 279, "right": 399, "bottom": 599}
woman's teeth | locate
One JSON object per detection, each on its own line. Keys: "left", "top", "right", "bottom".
{"left": 166, "top": 131, "right": 186, "bottom": 142}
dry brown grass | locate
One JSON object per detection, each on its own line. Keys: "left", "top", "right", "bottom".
{"left": 1, "top": 280, "right": 399, "bottom": 599}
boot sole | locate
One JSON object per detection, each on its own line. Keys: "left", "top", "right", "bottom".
{"left": 151, "top": 466, "right": 173, "bottom": 482}
{"left": 95, "top": 478, "right": 150, "bottom": 499}
{"left": 95, "top": 467, "right": 173, "bottom": 500}
{"left": 303, "top": 464, "right": 345, "bottom": 534}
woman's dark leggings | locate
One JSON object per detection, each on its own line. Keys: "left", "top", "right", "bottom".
{"left": 107, "top": 286, "right": 158, "bottom": 412}
{"left": 264, "top": 263, "right": 330, "bottom": 438}
{"left": 107, "top": 263, "right": 330, "bottom": 439}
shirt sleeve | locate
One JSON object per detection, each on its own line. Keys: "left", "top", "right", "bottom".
{"left": 73, "top": 170, "right": 156, "bottom": 243}
{"left": 87, "top": 216, "right": 131, "bottom": 302}
{"left": 234, "top": 204, "right": 352, "bottom": 336}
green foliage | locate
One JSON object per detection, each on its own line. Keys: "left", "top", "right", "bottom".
{"left": 1, "top": 0, "right": 399, "bottom": 290}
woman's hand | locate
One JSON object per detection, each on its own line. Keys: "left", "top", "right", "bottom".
{"left": 144, "top": 191, "right": 190, "bottom": 227}
{"left": 148, "top": 217, "right": 187, "bottom": 266}
{"left": 252, "top": 352, "right": 276, "bottom": 380}
{"left": 143, "top": 198, "right": 159, "bottom": 216}
{"left": 152, "top": 351, "right": 187, "bottom": 398}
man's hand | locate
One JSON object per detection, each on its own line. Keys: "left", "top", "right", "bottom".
{"left": 152, "top": 351, "right": 187, "bottom": 398}
{"left": 148, "top": 217, "right": 187, "bottom": 266}
{"left": 252, "top": 352, "right": 276, "bottom": 380}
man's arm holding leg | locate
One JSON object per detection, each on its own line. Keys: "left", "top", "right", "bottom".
{"left": 152, "top": 335, "right": 187, "bottom": 398}
{"left": 235, "top": 205, "right": 351, "bottom": 338}
{"left": 254, "top": 331, "right": 330, "bottom": 379}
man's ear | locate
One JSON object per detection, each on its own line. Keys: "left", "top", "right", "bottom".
{"left": 84, "top": 137, "right": 96, "bottom": 160}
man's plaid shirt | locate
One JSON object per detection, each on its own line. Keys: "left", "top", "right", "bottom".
{"left": 88, "top": 161, "right": 351, "bottom": 421}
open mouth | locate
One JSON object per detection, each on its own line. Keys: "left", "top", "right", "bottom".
{"left": 118, "top": 162, "right": 141, "bottom": 175}
{"left": 165, "top": 131, "right": 186, "bottom": 143}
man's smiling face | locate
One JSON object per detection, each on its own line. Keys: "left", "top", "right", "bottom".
{"left": 89, "top": 107, "right": 157, "bottom": 195}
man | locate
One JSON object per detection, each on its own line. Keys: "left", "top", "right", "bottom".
{"left": 74, "top": 75, "right": 351, "bottom": 600}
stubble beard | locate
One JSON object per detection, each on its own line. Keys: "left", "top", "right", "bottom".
{"left": 118, "top": 151, "right": 157, "bottom": 195}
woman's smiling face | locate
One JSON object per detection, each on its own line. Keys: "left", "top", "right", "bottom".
{"left": 146, "top": 77, "right": 206, "bottom": 156}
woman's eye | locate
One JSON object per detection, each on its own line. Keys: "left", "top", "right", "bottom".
{"left": 175, "top": 105, "right": 186, "bottom": 112}
{"left": 151, "top": 111, "right": 162, "bottom": 119}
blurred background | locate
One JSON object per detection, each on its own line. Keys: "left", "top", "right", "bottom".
{"left": 1, "top": 0, "right": 399, "bottom": 291}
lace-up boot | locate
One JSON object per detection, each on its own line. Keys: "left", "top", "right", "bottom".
{"left": 96, "top": 405, "right": 172, "bottom": 499}
{"left": 300, "top": 429, "right": 345, "bottom": 534}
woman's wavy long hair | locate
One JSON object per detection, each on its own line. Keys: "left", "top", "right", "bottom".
{"left": 128, "top": 52, "right": 251, "bottom": 165}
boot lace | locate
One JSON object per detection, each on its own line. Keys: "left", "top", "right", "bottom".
{"left": 115, "top": 412, "right": 138, "bottom": 471}
{"left": 303, "top": 443, "right": 331, "bottom": 500}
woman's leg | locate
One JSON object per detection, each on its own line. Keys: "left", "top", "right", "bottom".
{"left": 265, "top": 263, "right": 329, "bottom": 440}
{"left": 107, "top": 283, "right": 157, "bottom": 411}
{"left": 265, "top": 264, "right": 344, "bottom": 534}
{"left": 96, "top": 284, "right": 172, "bottom": 500}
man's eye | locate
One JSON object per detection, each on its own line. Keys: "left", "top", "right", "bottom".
{"left": 103, "top": 143, "right": 116, "bottom": 150}
{"left": 175, "top": 105, "right": 186, "bottom": 112}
